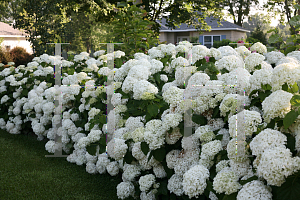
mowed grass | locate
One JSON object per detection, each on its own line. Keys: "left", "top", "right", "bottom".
{"left": 0, "top": 129, "right": 123, "bottom": 200}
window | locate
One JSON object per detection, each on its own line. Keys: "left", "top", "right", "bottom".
{"left": 177, "top": 36, "right": 190, "bottom": 43}
{"left": 203, "top": 35, "right": 221, "bottom": 48}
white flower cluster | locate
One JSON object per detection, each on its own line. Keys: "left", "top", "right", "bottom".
{"left": 174, "top": 66, "right": 197, "bottom": 87}
{"left": 228, "top": 110, "right": 262, "bottom": 138}
{"left": 144, "top": 119, "right": 165, "bottom": 150}
{"left": 93, "top": 50, "right": 105, "bottom": 57}
{"left": 215, "top": 55, "right": 244, "bottom": 72}
{"left": 182, "top": 165, "right": 210, "bottom": 198}
{"left": 162, "top": 86, "right": 184, "bottom": 106}
{"left": 244, "top": 53, "right": 265, "bottom": 73}
{"left": 190, "top": 45, "right": 210, "bottom": 64}
{"left": 248, "top": 68, "right": 273, "bottom": 92}
{"left": 160, "top": 43, "right": 176, "bottom": 57}
{"left": 237, "top": 180, "right": 272, "bottom": 200}
{"left": 219, "top": 94, "right": 250, "bottom": 118}
{"left": 117, "top": 182, "right": 135, "bottom": 200}
{"left": 139, "top": 174, "right": 156, "bottom": 192}
{"left": 133, "top": 80, "right": 158, "bottom": 100}
{"left": 276, "top": 56, "right": 300, "bottom": 66}
{"left": 265, "top": 51, "right": 285, "bottom": 64}
{"left": 148, "top": 47, "right": 164, "bottom": 59}
{"left": 213, "top": 168, "right": 241, "bottom": 195}
{"left": 262, "top": 90, "right": 293, "bottom": 123}
{"left": 171, "top": 57, "right": 189, "bottom": 70}
{"left": 235, "top": 46, "right": 251, "bottom": 58}
{"left": 218, "top": 46, "right": 241, "bottom": 58}
{"left": 194, "top": 125, "right": 215, "bottom": 143}
{"left": 250, "top": 128, "right": 287, "bottom": 156}
{"left": 271, "top": 62, "right": 300, "bottom": 92}
{"left": 287, "top": 50, "right": 300, "bottom": 62}
{"left": 209, "top": 47, "right": 222, "bottom": 60}
{"left": 250, "top": 42, "right": 267, "bottom": 54}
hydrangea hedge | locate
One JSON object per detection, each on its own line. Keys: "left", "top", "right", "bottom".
{"left": 1, "top": 41, "right": 300, "bottom": 200}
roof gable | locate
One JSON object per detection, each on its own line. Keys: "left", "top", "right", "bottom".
{"left": 0, "top": 22, "right": 28, "bottom": 36}
{"left": 156, "top": 16, "right": 250, "bottom": 32}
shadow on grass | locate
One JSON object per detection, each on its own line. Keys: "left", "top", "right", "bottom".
{"left": 0, "top": 129, "right": 123, "bottom": 200}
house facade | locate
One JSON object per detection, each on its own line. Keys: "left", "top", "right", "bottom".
{"left": 157, "top": 17, "right": 250, "bottom": 48}
{"left": 0, "top": 22, "right": 33, "bottom": 54}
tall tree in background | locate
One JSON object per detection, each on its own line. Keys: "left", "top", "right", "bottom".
{"left": 264, "top": 0, "right": 300, "bottom": 34}
{"left": 243, "top": 13, "right": 273, "bottom": 38}
{"left": 221, "top": 0, "right": 259, "bottom": 27}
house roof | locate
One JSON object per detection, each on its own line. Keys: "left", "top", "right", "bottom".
{"left": 0, "top": 22, "right": 29, "bottom": 37}
{"left": 156, "top": 16, "right": 250, "bottom": 33}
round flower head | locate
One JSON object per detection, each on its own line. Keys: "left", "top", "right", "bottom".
{"left": 218, "top": 46, "right": 241, "bottom": 58}
{"left": 219, "top": 94, "right": 250, "bottom": 119}
{"left": 168, "top": 174, "right": 184, "bottom": 196}
{"left": 182, "top": 165, "right": 210, "bottom": 198}
{"left": 235, "top": 46, "right": 251, "bottom": 58}
{"left": 270, "top": 62, "right": 300, "bottom": 92}
{"left": 262, "top": 90, "right": 293, "bottom": 123}
{"left": 227, "top": 138, "right": 250, "bottom": 162}
{"left": 215, "top": 55, "right": 244, "bottom": 72}
{"left": 265, "top": 51, "right": 285, "bottom": 65}
{"left": 237, "top": 180, "right": 272, "bottom": 200}
{"left": 257, "top": 146, "right": 298, "bottom": 186}
{"left": 248, "top": 68, "right": 273, "bottom": 92}
{"left": 244, "top": 53, "right": 265, "bottom": 73}
{"left": 133, "top": 80, "right": 158, "bottom": 100}
{"left": 209, "top": 47, "right": 222, "bottom": 60}
{"left": 194, "top": 125, "right": 215, "bottom": 143}
{"left": 250, "top": 128, "right": 287, "bottom": 156}
{"left": 171, "top": 57, "right": 189, "bottom": 69}
{"left": 228, "top": 110, "right": 262, "bottom": 138}
{"left": 117, "top": 182, "right": 135, "bottom": 200}
{"left": 213, "top": 168, "right": 241, "bottom": 195}
{"left": 174, "top": 66, "right": 197, "bottom": 87}
{"left": 287, "top": 51, "right": 300, "bottom": 62}
{"left": 148, "top": 47, "right": 164, "bottom": 59}
{"left": 250, "top": 42, "right": 267, "bottom": 54}
{"left": 139, "top": 174, "right": 156, "bottom": 192}
{"left": 276, "top": 56, "right": 300, "bottom": 66}
{"left": 200, "top": 140, "right": 222, "bottom": 160}
{"left": 163, "top": 86, "right": 184, "bottom": 105}
{"left": 160, "top": 43, "right": 176, "bottom": 56}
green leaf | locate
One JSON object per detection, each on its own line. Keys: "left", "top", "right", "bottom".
{"left": 283, "top": 110, "right": 298, "bottom": 130}
{"left": 240, "top": 176, "right": 258, "bottom": 185}
{"left": 249, "top": 89, "right": 258, "bottom": 98}
{"left": 220, "top": 68, "right": 229, "bottom": 74}
{"left": 157, "top": 180, "right": 168, "bottom": 196}
{"left": 275, "top": 172, "right": 300, "bottom": 200}
{"left": 291, "top": 95, "right": 300, "bottom": 107}
{"left": 153, "top": 147, "right": 166, "bottom": 162}
{"left": 147, "top": 104, "right": 159, "bottom": 117}
{"left": 284, "top": 133, "right": 296, "bottom": 153}
{"left": 86, "top": 144, "right": 98, "bottom": 156}
{"left": 21, "top": 89, "right": 28, "bottom": 96}
{"left": 99, "top": 115, "right": 107, "bottom": 124}
{"left": 124, "top": 149, "right": 134, "bottom": 164}
{"left": 215, "top": 134, "right": 223, "bottom": 141}
{"left": 291, "top": 82, "right": 299, "bottom": 93}
{"left": 266, "top": 119, "right": 276, "bottom": 129}
{"left": 294, "top": 4, "right": 300, "bottom": 9}
{"left": 222, "top": 192, "right": 238, "bottom": 200}
{"left": 290, "top": 15, "right": 300, "bottom": 27}
{"left": 192, "top": 114, "right": 207, "bottom": 125}
{"left": 268, "top": 34, "right": 283, "bottom": 44}
{"left": 140, "top": 141, "right": 149, "bottom": 156}
{"left": 283, "top": 83, "right": 289, "bottom": 91}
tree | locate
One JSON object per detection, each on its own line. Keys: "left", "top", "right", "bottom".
{"left": 243, "top": 13, "right": 272, "bottom": 38}
{"left": 248, "top": 25, "right": 268, "bottom": 45}
{"left": 221, "top": 0, "right": 259, "bottom": 27}
{"left": 264, "top": 0, "right": 300, "bottom": 35}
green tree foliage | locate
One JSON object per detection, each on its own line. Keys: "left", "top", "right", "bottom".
{"left": 248, "top": 25, "right": 268, "bottom": 45}
{"left": 242, "top": 13, "right": 273, "bottom": 39}
{"left": 109, "top": 3, "right": 159, "bottom": 57}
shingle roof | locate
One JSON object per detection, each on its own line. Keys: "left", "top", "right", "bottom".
{"left": 0, "top": 22, "right": 28, "bottom": 36}
{"left": 156, "top": 16, "right": 250, "bottom": 32}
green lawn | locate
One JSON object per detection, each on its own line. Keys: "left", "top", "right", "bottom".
{"left": 0, "top": 129, "right": 123, "bottom": 200}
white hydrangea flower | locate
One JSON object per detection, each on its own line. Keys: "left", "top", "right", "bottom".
{"left": 117, "top": 182, "right": 135, "bottom": 200}
{"left": 228, "top": 110, "right": 262, "bottom": 138}
{"left": 270, "top": 62, "right": 300, "bottom": 92}
{"left": 265, "top": 51, "right": 285, "bottom": 64}
{"left": 244, "top": 53, "right": 265, "bottom": 73}
{"left": 160, "top": 43, "right": 176, "bottom": 56}
{"left": 219, "top": 94, "right": 251, "bottom": 119}
{"left": 262, "top": 90, "right": 293, "bottom": 123}
{"left": 166, "top": 174, "right": 184, "bottom": 196}
{"left": 45, "top": 140, "right": 61, "bottom": 153}
{"left": 248, "top": 68, "right": 273, "bottom": 92}
{"left": 287, "top": 51, "right": 300, "bottom": 62}
{"left": 166, "top": 149, "right": 181, "bottom": 169}
{"left": 162, "top": 86, "right": 184, "bottom": 105}
{"left": 216, "top": 160, "right": 230, "bottom": 173}
{"left": 162, "top": 113, "right": 182, "bottom": 131}
{"left": 276, "top": 56, "right": 300, "bottom": 66}
{"left": 86, "top": 162, "right": 97, "bottom": 174}
{"left": 148, "top": 47, "right": 164, "bottom": 59}
{"left": 250, "top": 128, "right": 287, "bottom": 156}
{"left": 121, "top": 76, "right": 139, "bottom": 93}
{"left": 153, "top": 164, "right": 167, "bottom": 178}
{"left": 166, "top": 127, "right": 182, "bottom": 145}
{"left": 160, "top": 74, "right": 168, "bottom": 82}
{"left": 215, "top": 55, "right": 244, "bottom": 72}
{"left": 250, "top": 42, "right": 267, "bottom": 54}
{"left": 1, "top": 95, "right": 9, "bottom": 104}
{"left": 237, "top": 180, "right": 272, "bottom": 200}
{"left": 213, "top": 168, "right": 241, "bottom": 195}
{"left": 174, "top": 66, "right": 197, "bottom": 87}
{"left": 139, "top": 174, "right": 156, "bottom": 192}
{"left": 182, "top": 164, "right": 210, "bottom": 198}
{"left": 122, "top": 164, "right": 142, "bottom": 182}
{"left": 106, "top": 161, "right": 120, "bottom": 176}
{"left": 171, "top": 57, "right": 189, "bottom": 69}
{"left": 257, "top": 146, "right": 298, "bottom": 186}
{"left": 190, "top": 45, "right": 210, "bottom": 64}
{"left": 209, "top": 47, "right": 222, "bottom": 60}
{"left": 227, "top": 139, "right": 249, "bottom": 162}
{"left": 235, "top": 46, "right": 251, "bottom": 58}
{"left": 133, "top": 80, "right": 158, "bottom": 100}
{"left": 194, "top": 125, "right": 215, "bottom": 143}
{"left": 201, "top": 140, "right": 222, "bottom": 160}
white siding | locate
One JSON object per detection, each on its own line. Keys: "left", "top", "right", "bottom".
{"left": 1, "top": 37, "right": 33, "bottom": 54}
